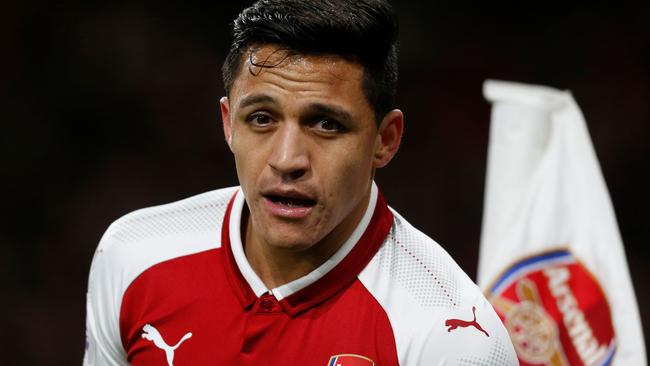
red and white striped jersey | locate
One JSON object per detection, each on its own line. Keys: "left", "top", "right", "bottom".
{"left": 84, "top": 183, "right": 518, "bottom": 365}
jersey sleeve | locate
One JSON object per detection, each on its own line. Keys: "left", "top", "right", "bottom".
{"left": 83, "top": 233, "right": 129, "bottom": 365}
{"left": 82, "top": 188, "right": 233, "bottom": 365}
{"left": 419, "top": 289, "right": 519, "bottom": 366}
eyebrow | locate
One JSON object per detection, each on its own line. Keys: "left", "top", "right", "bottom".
{"left": 306, "top": 103, "right": 353, "bottom": 123}
{"left": 237, "top": 93, "right": 353, "bottom": 122}
{"left": 238, "top": 93, "right": 277, "bottom": 109}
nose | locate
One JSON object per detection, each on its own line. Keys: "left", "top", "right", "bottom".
{"left": 268, "top": 123, "right": 310, "bottom": 181}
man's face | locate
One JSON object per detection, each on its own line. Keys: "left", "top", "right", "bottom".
{"left": 221, "top": 45, "right": 402, "bottom": 253}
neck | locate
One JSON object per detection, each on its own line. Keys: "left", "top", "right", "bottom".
{"left": 243, "top": 190, "right": 371, "bottom": 290}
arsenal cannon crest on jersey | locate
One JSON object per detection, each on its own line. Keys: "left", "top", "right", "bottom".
{"left": 328, "top": 354, "right": 375, "bottom": 366}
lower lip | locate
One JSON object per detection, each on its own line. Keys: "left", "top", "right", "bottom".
{"left": 263, "top": 197, "right": 313, "bottom": 219}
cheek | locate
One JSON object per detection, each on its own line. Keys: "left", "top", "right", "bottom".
{"left": 344, "top": 133, "right": 376, "bottom": 170}
{"left": 321, "top": 137, "right": 375, "bottom": 196}
{"left": 232, "top": 138, "right": 266, "bottom": 189}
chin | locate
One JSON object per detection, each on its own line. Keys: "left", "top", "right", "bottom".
{"left": 264, "top": 231, "right": 320, "bottom": 252}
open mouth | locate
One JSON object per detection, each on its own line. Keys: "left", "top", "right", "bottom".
{"left": 264, "top": 194, "right": 317, "bottom": 208}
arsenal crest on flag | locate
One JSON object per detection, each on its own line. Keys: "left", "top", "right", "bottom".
{"left": 327, "top": 354, "right": 375, "bottom": 366}
{"left": 478, "top": 80, "right": 646, "bottom": 365}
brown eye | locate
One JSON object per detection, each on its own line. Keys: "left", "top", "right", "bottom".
{"left": 247, "top": 113, "right": 272, "bottom": 126}
{"left": 315, "top": 118, "right": 345, "bottom": 133}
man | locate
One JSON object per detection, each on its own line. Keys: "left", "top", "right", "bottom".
{"left": 84, "top": 0, "right": 518, "bottom": 365}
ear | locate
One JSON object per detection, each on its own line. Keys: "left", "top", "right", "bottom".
{"left": 373, "top": 109, "right": 404, "bottom": 168}
{"left": 220, "top": 96, "right": 233, "bottom": 151}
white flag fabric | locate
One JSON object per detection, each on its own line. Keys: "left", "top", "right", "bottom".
{"left": 478, "top": 80, "right": 646, "bottom": 366}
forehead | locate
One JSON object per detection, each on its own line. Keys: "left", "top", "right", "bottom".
{"left": 229, "top": 45, "right": 369, "bottom": 108}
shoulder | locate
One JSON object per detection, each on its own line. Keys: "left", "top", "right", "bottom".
{"left": 86, "top": 186, "right": 237, "bottom": 322}
{"left": 359, "top": 208, "right": 475, "bottom": 310}
{"left": 84, "top": 187, "right": 238, "bottom": 365}
{"left": 359, "top": 209, "right": 518, "bottom": 365}
{"left": 84, "top": 186, "right": 238, "bottom": 364}
{"left": 99, "top": 186, "right": 237, "bottom": 249}
{"left": 90, "top": 186, "right": 237, "bottom": 290}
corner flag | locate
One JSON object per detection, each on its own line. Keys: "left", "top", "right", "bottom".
{"left": 478, "top": 80, "right": 646, "bottom": 365}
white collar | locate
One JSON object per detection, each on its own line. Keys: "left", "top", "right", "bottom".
{"left": 228, "top": 182, "right": 379, "bottom": 300}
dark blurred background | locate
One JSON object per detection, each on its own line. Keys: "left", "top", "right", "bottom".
{"left": 2, "top": 1, "right": 648, "bottom": 364}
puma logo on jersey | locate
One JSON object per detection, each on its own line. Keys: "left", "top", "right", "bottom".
{"left": 142, "top": 324, "right": 192, "bottom": 366}
{"left": 445, "top": 306, "right": 489, "bottom": 337}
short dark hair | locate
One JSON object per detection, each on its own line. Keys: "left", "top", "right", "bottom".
{"left": 222, "top": 0, "right": 399, "bottom": 120}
